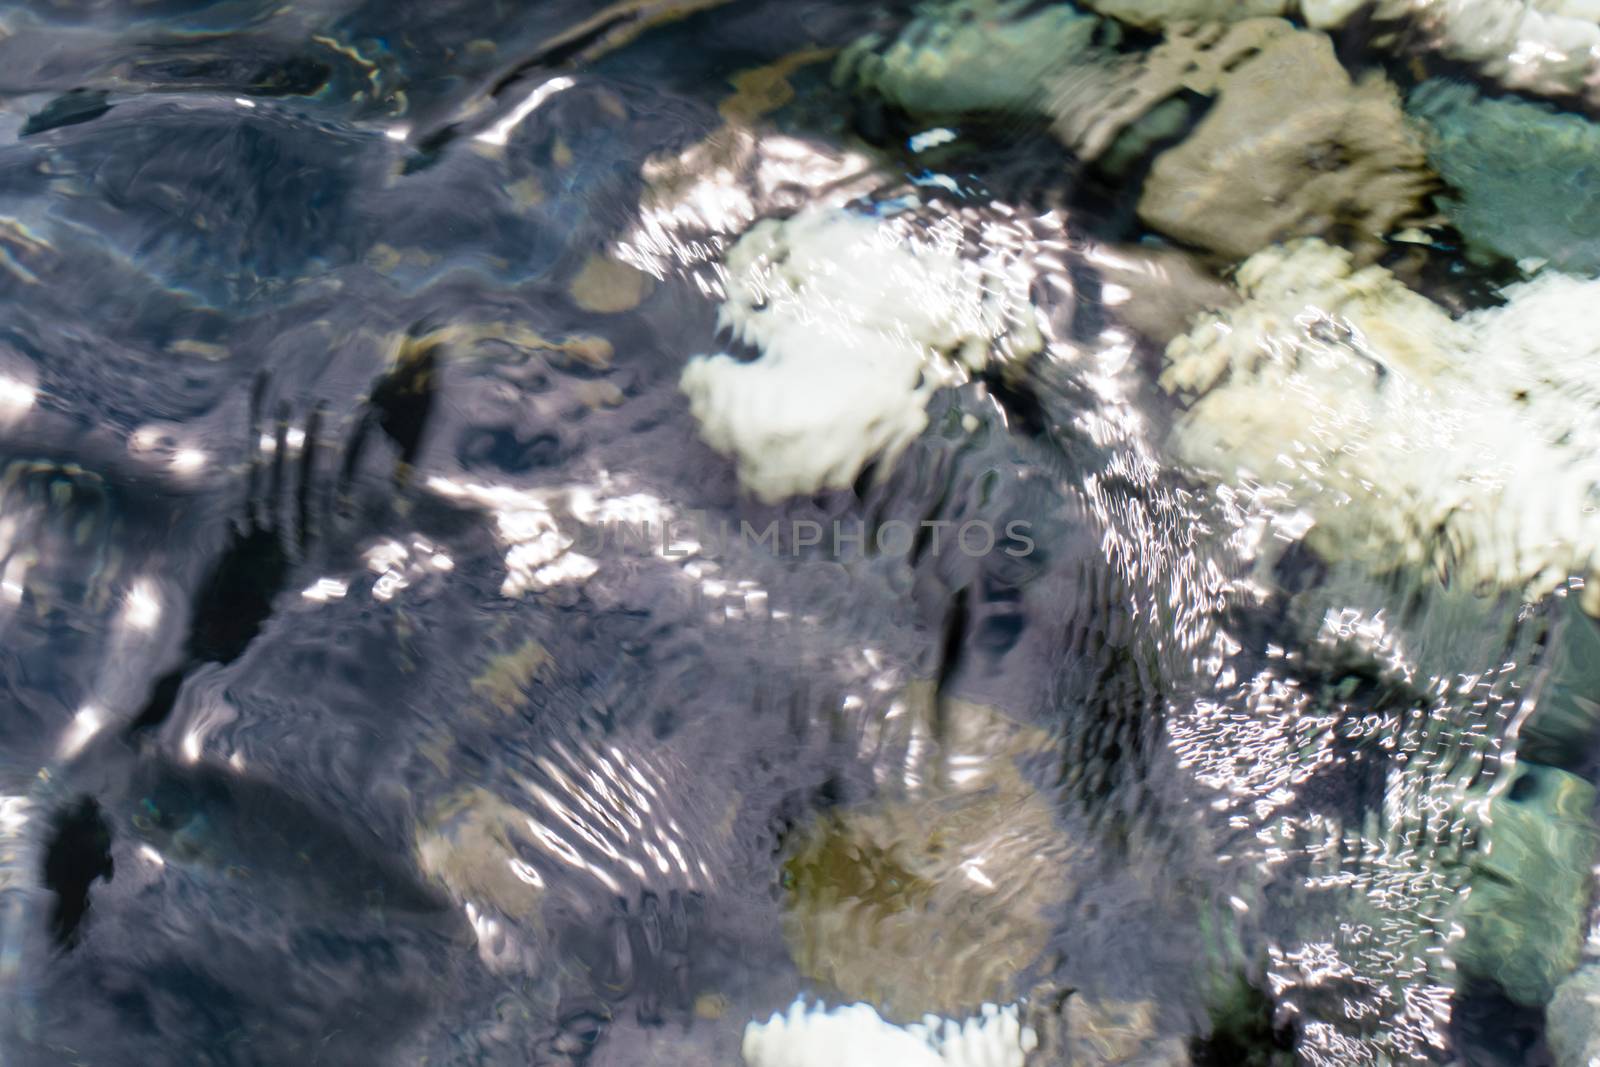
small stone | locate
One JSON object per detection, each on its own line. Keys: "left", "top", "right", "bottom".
{"left": 569, "top": 253, "right": 654, "bottom": 314}
{"left": 778, "top": 691, "right": 1067, "bottom": 1020}
{"left": 470, "top": 638, "right": 552, "bottom": 715}
{"left": 1062, "top": 997, "right": 1179, "bottom": 1064}
{"left": 694, "top": 993, "right": 730, "bottom": 1020}
{"left": 719, "top": 49, "right": 834, "bottom": 124}
{"left": 1548, "top": 964, "right": 1600, "bottom": 1067}
{"left": 414, "top": 788, "right": 545, "bottom": 920}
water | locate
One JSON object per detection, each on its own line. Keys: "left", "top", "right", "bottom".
{"left": 1, "top": 1, "right": 1597, "bottom": 1064}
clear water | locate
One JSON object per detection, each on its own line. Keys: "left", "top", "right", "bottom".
{"left": 0, "top": 2, "right": 1594, "bottom": 1065}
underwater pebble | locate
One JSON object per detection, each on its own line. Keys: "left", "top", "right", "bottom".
{"left": 1136, "top": 25, "right": 1432, "bottom": 261}
{"left": 680, "top": 205, "right": 1041, "bottom": 503}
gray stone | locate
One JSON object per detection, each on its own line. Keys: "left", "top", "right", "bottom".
{"left": 834, "top": 0, "right": 1108, "bottom": 117}
{"left": 1549, "top": 964, "right": 1600, "bottom": 1067}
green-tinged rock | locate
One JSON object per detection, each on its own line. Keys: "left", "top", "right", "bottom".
{"left": 1097, "top": 97, "right": 1191, "bottom": 177}
{"left": 834, "top": 0, "right": 1109, "bottom": 117}
{"left": 1452, "top": 762, "right": 1598, "bottom": 1006}
{"left": 1521, "top": 594, "right": 1600, "bottom": 771}
{"left": 1194, "top": 973, "right": 1296, "bottom": 1067}
{"left": 1410, "top": 80, "right": 1600, "bottom": 274}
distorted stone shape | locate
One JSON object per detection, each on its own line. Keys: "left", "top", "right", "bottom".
{"left": 680, "top": 205, "right": 1042, "bottom": 503}
{"left": 1049, "top": 18, "right": 1297, "bottom": 161}
{"left": 1082, "top": 0, "right": 1289, "bottom": 29}
{"left": 518, "top": 0, "right": 741, "bottom": 69}
{"left": 779, "top": 788, "right": 1060, "bottom": 1020}
{"left": 778, "top": 691, "right": 1068, "bottom": 1020}
{"left": 719, "top": 49, "right": 837, "bottom": 124}
{"left": 615, "top": 48, "right": 852, "bottom": 286}
{"left": 1161, "top": 238, "right": 1600, "bottom": 606}
{"left": 568, "top": 252, "right": 654, "bottom": 313}
{"left": 409, "top": 320, "right": 613, "bottom": 368}
{"left": 616, "top": 122, "right": 880, "bottom": 281}
{"left": 834, "top": 0, "right": 1109, "bottom": 117}
{"left": 1304, "top": 0, "right": 1600, "bottom": 103}
{"left": 1520, "top": 593, "right": 1600, "bottom": 772}
{"left": 1160, "top": 237, "right": 1456, "bottom": 399}
{"left": 1136, "top": 28, "right": 1433, "bottom": 260}
{"left": 0, "top": 458, "right": 125, "bottom": 620}
{"left": 415, "top": 787, "right": 546, "bottom": 922}
{"left": 415, "top": 740, "right": 730, "bottom": 962}
{"left": 1409, "top": 79, "right": 1600, "bottom": 274}
{"left": 470, "top": 639, "right": 553, "bottom": 716}
{"left": 1061, "top": 996, "right": 1189, "bottom": 1065}
{"left": 1450, "top": 762, "right": 1598, "bottom": 1006}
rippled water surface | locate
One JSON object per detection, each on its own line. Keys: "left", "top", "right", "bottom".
{"left": 4, "top": 1, "right": 1600, "bottom": 1065}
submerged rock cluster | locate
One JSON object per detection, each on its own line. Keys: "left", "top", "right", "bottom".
{"left": 1162, "top": 239, "right": 1600, "bottom": 609}
{"left": 19, "top": 0, "right": 1600, "bottom": 1065}
{"left": 847, "top": 9, "right": 1435, "bottom": 262}
{"left": 659, "top": 0, "right": 1600, "bottom": 1063}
